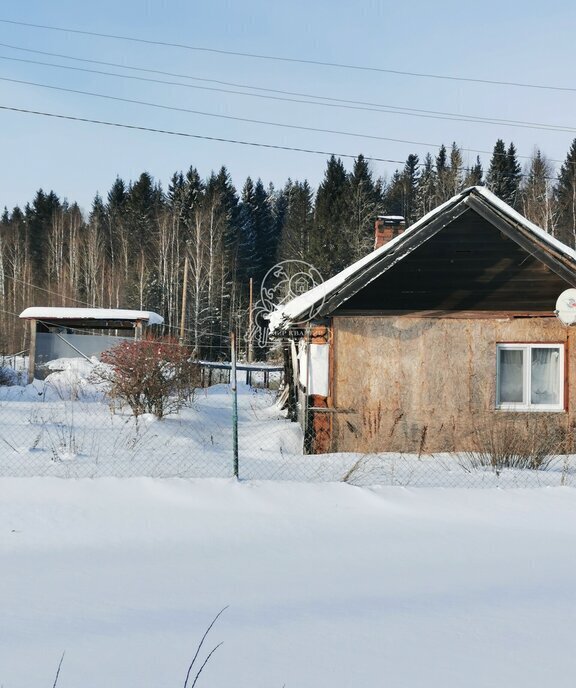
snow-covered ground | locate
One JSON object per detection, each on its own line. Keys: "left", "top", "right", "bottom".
{"left": 1, "top": 356, "right": 576, "bottom": 487}
{"left": 3, "top": 358, "right": 576, "bottom": 686}
{"left": 2, "top": 478, "right": 576, "bottom": 688}
{"left": 0, "top": 357, "right": 300, "bottom": 479}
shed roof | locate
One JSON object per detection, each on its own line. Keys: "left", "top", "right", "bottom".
{"left": 19, "top": 307, "right": 164, "bottom": 325}
{"left": 268, "top": 186, "right": 576, "bottom": 332}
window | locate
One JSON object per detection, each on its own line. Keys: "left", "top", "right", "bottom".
{"left": 496, "top": 344, "right": 564, "bottom": 411}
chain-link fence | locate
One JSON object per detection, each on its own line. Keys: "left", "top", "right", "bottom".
{"left": 0, "top": 352, "right": 575, "bottom": 488}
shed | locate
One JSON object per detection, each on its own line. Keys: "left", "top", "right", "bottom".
{"left": 19, "top": 307, "right": 164, "bottom": 383}
{"left": 269, "top": 186, "right": 576, "bottom": 454}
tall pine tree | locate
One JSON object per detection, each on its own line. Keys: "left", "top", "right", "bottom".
{"left": 556, "top": 138, "right": 576, "bottom": 247}
{"left": 311, "top": 156, "right": 351, "bottom": 276}
{"left": 486, "top": 140, "right": 521, "bottom": 207}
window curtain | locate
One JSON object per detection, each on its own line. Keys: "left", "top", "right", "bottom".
{"left": 531, "top": 348, "right": 560, "bottom": 405}
{"left": 499, "top": 349, "right": 524, "bottom": 403}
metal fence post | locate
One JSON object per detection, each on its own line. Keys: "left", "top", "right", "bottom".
{"left": 231, "top": 331, "right": 239, "bottom": 478}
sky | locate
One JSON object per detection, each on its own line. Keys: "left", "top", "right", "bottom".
{"left": 1, "top": 0, "right": 576, "bottom": 213}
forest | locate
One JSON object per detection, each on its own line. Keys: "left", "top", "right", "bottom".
{"left": 2, "top": 137, "right": 576, "bottom": 359}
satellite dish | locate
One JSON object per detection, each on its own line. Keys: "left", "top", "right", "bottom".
{"left": 555, "top": 288, "right": 576, "bottom": 325}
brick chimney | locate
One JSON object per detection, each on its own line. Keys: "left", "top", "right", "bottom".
{"left": 374, "top": 215, "right": 405, "bottom": 250}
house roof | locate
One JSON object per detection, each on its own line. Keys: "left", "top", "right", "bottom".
{"left": 267, "top": 186, "right": 576, "bottom": 333}
{"left": 19, "top": 307, "right": 164, "bottom": 325}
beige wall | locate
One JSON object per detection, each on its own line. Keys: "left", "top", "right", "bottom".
{"left": 331, "top": 315, "right": 575, "bottom": 453}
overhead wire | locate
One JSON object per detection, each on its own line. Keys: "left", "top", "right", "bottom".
{"left": 7, "top": 52, "right": 542, "bottom": 129}
{"left": 0, "top": 41, "right": 574, "bottom": 135}
{"left": 8, "top": 75, "right": 571, "bottom": 155}
{"left": 0, "top": 103, "right": 563, "bottom": 165}
{"left": 34, "top": 318, "right": 232, "bottom": 344}
{"left": 0, "top": 76, "right": 485, "bottom": 150}
{"left": 0, "top": 103, "right": 449, "bottom": 164}
{"left": 2, "top": 18, "right": 576, "bottom": 94}
{"left": 0, "top": 18, "right": 573, "bottom": 174}
{"left": 5, "top": 274, "right": 234, "bottom": 342}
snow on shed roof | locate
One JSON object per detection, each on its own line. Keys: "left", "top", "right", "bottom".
{"left": 268, "top": 186, "right": 576, "bottom": 333}
{"left": 19, "top": 307, "right": 164, "bottom": 325}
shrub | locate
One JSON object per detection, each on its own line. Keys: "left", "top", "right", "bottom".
{"left": 0, "top": 365, "right": 19, "bottom": 386}
{"left": 97, "top": 338, "right": 201, "bottom": 419}
{"left": 459, "top": 415, "right": 567, "bottom": 474}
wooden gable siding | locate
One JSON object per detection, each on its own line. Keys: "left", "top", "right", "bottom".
{"left": 330, "top": 315, "right": 575, "bottom": 453}
{"left": 335, "top": 208, "right": 574, "bottom": 313}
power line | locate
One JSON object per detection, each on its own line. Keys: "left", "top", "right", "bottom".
{"left": 0, "top": 41, "right": 574, "bottom": 135}
{"left": 0, "top": 101, "right": 564, "bottom": 165}
{"left": 6, "top": 52, "right": 520, "bottom": 125}
{"left": 0, "top": 102, "right": 456, "bottom": 163}
{"left": 10, "top": 275, "right": 92, "bottom": 305}
{"left": 0, "top": 76, "right": 471, "bottom": 150}
{"left": 5, "top": 275, "right": 232, "bottom": 342}
{"left": 35, "top": 318, "right": 232, "bottom": 343}
{"left": 9, "top": 75, "right": 572, "bottom": 156}
{"left": 1, "top": 17, "right": 576, "bottom": 94}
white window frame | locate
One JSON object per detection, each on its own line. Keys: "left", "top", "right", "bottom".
{"left": 496, "top": 343, "right": 565, "bottom": 412}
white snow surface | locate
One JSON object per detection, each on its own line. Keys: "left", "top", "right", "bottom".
{"left": 268, "top": 186, "right": 576, "bottom": 332}
{"left": 19, "top": 306, "right": 164, "bottom": 325}
{"left": 1, "top": 355, "right": 576, "bottom": 487}
{"left": 1, "top": 478, "right": 576, "bottom": 687}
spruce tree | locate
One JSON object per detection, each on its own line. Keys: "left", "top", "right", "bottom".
{"left": 88, "top": 193, "right": 103, "bottom": 222}
{"left": 347, "top": 154, "right": 383, "bottom": 257}
{"left": 435, "top": 144, "right": 449, "bottom": 204}
{"left": 402, "top": 153, "right": 420, "bottom": 224}
{"left": 384, "top": 170, "right": 404, "bottom": 217}
{"left": 237, "top": 177, "right": 259, "bottom": 283}
{"left": 277, "top": 179, "right": 314, "bottom": 263}
{"left": 555, "top": 138, "right": 576, "bottom": 247}
{"left": 311, "top": 156, "right": 351, "bottom": 276}
{"left": 252, "top": 179, "right": 277, "bottom": 282}
{"left": 505, "top": 143, "right": 522, "bottom": 208}
{"left": 270, "top": 184, "right": 288, "bottom": 262}
{"left": 26, "top": 189, "right": 61, "bottom": 275}
{"left": 486, "top": 139, "right": 508, "bottom": 199}
{"left": 464, "top": 156, "right": 483, "bottom": 187}
{"left": 486, "top": 139, "right": 521, "bottom": 207}
{"left": 382, "top": 154, "right": 419, "bottom": 225}
{"left": 107, "top": 177, "right": 127, "bottom": 212}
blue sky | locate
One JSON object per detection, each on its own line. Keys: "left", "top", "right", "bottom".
{"left": 1, "top": 0, "right": 576, "bottom": 212}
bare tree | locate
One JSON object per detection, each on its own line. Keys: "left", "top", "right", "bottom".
{"left": 521, "top": 149, "right": 558, "bottom": 233}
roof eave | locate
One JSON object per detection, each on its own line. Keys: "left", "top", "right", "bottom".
{"left": 269, "top": 185, "right": 576, "bottom": 334}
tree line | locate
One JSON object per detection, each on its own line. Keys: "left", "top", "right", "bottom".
{"left": 2, "top": 137, "right": 576, "bottom": 358}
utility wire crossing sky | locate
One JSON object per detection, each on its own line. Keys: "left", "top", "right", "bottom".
{"left": 1, "top": 1, "right": 575, "bottom": 210}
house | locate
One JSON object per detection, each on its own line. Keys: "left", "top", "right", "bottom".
{"left": 269, "top": 186, "right": 576, "bottom": 454}
{"left": 19, "top": 307, "right": 164, "bottom": 383}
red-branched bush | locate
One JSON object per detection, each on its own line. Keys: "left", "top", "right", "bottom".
{"left": 97, "top": 338, "right": 201, "bottom": 419}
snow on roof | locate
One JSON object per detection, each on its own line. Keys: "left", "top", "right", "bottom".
{"left": 268, "top": 186, "right": 576, "bottom": 333}
{"left": 267, "top": 191, "right": 466, "bottom": 332}
{"left": 19, "top": 307, "right": 164, "bottom": 325}
{"left": 473, "top": 185, "right": 576, "bottom": 261}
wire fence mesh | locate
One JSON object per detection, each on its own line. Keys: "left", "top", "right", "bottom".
{"left": 1, "top": 352, "right": 576, "bottom": 488}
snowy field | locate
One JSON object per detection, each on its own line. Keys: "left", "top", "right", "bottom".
{"left": 2, "top": 478, "right": 576, "bottom": 688}
{"left": 1, "top": 357, "right": 576, "bottom": 487}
